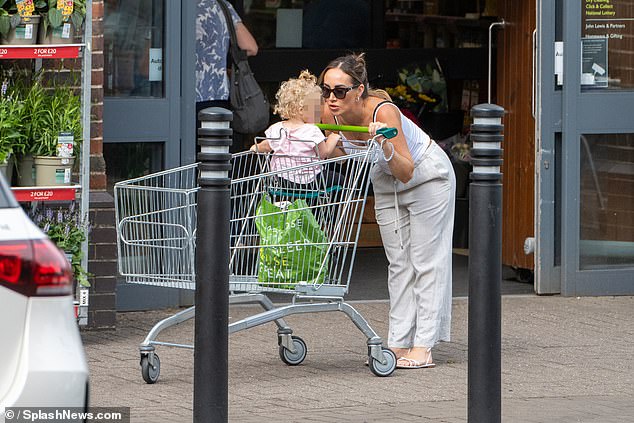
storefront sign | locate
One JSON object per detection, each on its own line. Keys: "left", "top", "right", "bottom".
{"left": 555, "top": 41, "right": 564, "bottom": 85}
{"left": 149, "top": 48, "right": 163, "bottom": 82}
{"left": 581, "top": 38, "right": 608, "bottom": 87}
{"left": 582, "top": 0, "right": 633, "bottom": 89}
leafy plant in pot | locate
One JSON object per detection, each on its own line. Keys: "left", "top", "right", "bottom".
{"left": 0, "top": 0, "right": 41, "bottom": 45}
{"left": 10, "top": 72, "right": 48, "bottom": 186}
{"left": 0, "top": 76, "right": 27, "bottom": 181}
{"left": 37, "top": 0, "right": 86, "bottom": 44}
{"left": 32, "top": 81, "right": 82, "bottom": 186}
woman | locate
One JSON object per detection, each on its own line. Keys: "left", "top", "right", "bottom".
{"left": 195, "top": 0, "right": 258, "bottom": 138}
{"left": 319, "top": 53, "right": 456, "bottom": 369}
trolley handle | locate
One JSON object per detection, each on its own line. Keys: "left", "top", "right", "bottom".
{"left": 315, "top": 123, "right": 398, "bottom": 140}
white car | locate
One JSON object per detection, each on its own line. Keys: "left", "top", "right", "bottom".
{"left": 0, "top": 176, "right": 89, "bottom": 417}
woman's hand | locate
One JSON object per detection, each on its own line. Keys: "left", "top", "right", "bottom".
{"left": 368, "top": 121, "right": 388, "bottom": 135}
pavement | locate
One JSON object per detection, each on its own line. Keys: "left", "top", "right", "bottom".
{"left": 82, "top": 291, "right": 634, "bottom": 422}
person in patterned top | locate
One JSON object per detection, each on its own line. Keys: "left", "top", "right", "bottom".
{"left": 195, "top": 1, "right": 258, "bottom": 119}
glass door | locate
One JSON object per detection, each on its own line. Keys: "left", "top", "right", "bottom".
{"left": 103, "top": 0, "right": 181, "bottom": 174}
{"left": 103, "top": 0, "right": 190, "bottom": 310}
{"left": 536, "top": 0, "right": 634, "bottom": 295}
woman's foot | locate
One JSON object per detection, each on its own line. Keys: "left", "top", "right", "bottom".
{"left": 389, "top": 347, "right": 410, "bottom": 359}
{"left": 396, "top": 347, "right": 435, "bottom": 369}
{"left": 366, "top": 347, "right": 409, "bottom": 366}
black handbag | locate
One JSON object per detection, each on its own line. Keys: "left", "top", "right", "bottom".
{"left": 218, "top": 1, "right": 270, "bottom": 134}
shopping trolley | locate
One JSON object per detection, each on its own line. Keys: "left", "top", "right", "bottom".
{"left": 115, "top": 127, "right": 398, "bottom": 382}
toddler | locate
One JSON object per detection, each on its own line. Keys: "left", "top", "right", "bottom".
{"left": 251, "top": 70, "right": 340, "bottom": 185}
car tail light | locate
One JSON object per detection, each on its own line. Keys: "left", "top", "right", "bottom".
{"left": 0, "top": 239, "right": 73, "bottom": 296}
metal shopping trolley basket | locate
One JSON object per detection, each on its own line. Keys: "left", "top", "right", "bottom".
{"left": 115, "top": 130, "right": 398, "bottom": 382}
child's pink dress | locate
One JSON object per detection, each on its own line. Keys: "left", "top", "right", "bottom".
{"left": 265, "top": 122, "right": 326, "bottom": 184}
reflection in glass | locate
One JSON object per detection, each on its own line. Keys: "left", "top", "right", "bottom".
{"left": 104, "top": 0, "right": 164, "bottom": 97}
{"left": 103, "top": 143, "right": 164, "bottom": 193}
{"left": 243, "top": 0, "right": 371, "bottom": 49}
{"left": 579, "top": 134, "right": 634, "bottom": 268}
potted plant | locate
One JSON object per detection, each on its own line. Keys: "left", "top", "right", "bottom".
{"left": 12, "top": 72, "right": 47, "bottom": 185}
{"left": 27, "top": 202, "right": 91, "bottom": 287}
{"left": 31, "top": 79, "right": 82, "bottom": 186}
{"left": 0, "top": 72, "right": 29, "bottom": 181}
{"left": 0, "top": 0, "right": 41, "bottom": 45}
{"left": 37, "top": 0, "right": 86, "bottom": 44}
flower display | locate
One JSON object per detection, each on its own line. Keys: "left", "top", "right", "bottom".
{"left": 27, "top": 201, "right": 91, "bottom": 287}
{"left": 385, "top": 62, "right": 449, "bottom": 118}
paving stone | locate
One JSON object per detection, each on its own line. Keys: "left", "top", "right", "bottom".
{"left": 83, "top": 296, "right": 634, "bottom": 422}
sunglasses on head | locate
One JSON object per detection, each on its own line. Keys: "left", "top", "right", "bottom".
{"left": 321, "top": 84, "right": 360, "bottom": 99}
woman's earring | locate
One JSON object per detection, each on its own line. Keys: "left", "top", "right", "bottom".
{"left": 355, "top": 97, "right": 360, "bottom": 102}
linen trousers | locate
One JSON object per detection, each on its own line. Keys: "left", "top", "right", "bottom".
{"left": 371, "top": 141, "right": 456, "bottom": 348}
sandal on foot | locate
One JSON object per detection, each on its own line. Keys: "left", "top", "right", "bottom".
{"left": 396, "top": 356, "right": 436, "bottom": 369}
{"left": 366, "top": 348, "right": 408, "bottom": 366}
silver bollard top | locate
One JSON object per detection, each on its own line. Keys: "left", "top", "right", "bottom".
{"left": 470, "top": 103, "right": 505, "bottom": 118}
{"left": 198, "top": 107, "right": 233, "bottom": 122}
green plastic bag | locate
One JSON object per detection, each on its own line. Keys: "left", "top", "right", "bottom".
{"left": 255, "top": 197, "right": 329, "bottom": 288}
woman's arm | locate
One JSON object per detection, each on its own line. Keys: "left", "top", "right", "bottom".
{"left": 235, "top": 22, "right": 258, "bottom": 56}
{"left": 372, "top": 105, "right": 414, "bottom": 183}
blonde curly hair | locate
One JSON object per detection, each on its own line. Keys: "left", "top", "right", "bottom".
{"left": 273, "top": 70, "right": 322, "bottom": 120}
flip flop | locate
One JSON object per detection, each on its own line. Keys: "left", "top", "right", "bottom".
{"left": 396, "top": 357, "right": 436, "bottom": 369}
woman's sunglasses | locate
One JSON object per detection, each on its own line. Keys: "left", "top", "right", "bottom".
{"left": 321, "top": 84, "right": 360, "bottom": 100}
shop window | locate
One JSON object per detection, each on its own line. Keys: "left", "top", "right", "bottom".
{"left": 103, "top": 143, "right": 164, "bottom": 194}
{"left": 104, "top": 0, "right": 165, "bottom": 97}
{"left": 242, "top": 0, "right": 372, "bottom": 49}
{"left": 579, "top": 133, "right": 634, "bottom": 269}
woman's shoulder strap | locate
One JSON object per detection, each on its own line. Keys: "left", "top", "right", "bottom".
{"left": 372, "top": 100, "right": 398, "bottom": 121}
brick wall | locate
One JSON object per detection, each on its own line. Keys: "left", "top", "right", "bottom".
{"left": 86, "top": 0, "right": 117, "bottom": 330}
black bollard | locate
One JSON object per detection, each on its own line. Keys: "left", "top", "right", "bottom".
{"left": 193, "top": 107, "right": 233, "bottom": 423}
{"left": 468, "top": 103, "right": 504, "bottom": 423}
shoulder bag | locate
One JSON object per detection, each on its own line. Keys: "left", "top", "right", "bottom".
{"left": 217, "top": 1, "right": 270, "bottom": 134}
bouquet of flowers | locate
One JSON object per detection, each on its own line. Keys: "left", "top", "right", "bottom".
{"left": 385, "top": 61, "right": 448, "bottom": 119}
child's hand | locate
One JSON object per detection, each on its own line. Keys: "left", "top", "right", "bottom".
{"left": 250, "top": 144, "right": 258, "bottom": 152}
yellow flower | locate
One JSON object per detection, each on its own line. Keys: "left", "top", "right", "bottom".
{"left": 418, "top": 93, "right": 437, "bottom": 103}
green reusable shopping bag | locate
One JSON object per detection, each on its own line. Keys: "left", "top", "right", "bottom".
{"left": 255, "top": 196, "right": 329, "bottom": 288}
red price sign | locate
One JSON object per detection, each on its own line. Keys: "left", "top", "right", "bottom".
{"left": 12, "top": 187, "right": 77, "bottom": 202}
{"left": 0, "top": 45, "right": 81, "bottom": 59}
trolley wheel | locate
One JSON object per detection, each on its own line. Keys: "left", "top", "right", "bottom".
{"left": 140, "top": 354, "right": 161, "bottom": 384}
{"left": 368, "top": 348, "right": 397, "bottom": 377}
{"left": 279, "top": 336, "right": 307, "bottom": 366}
